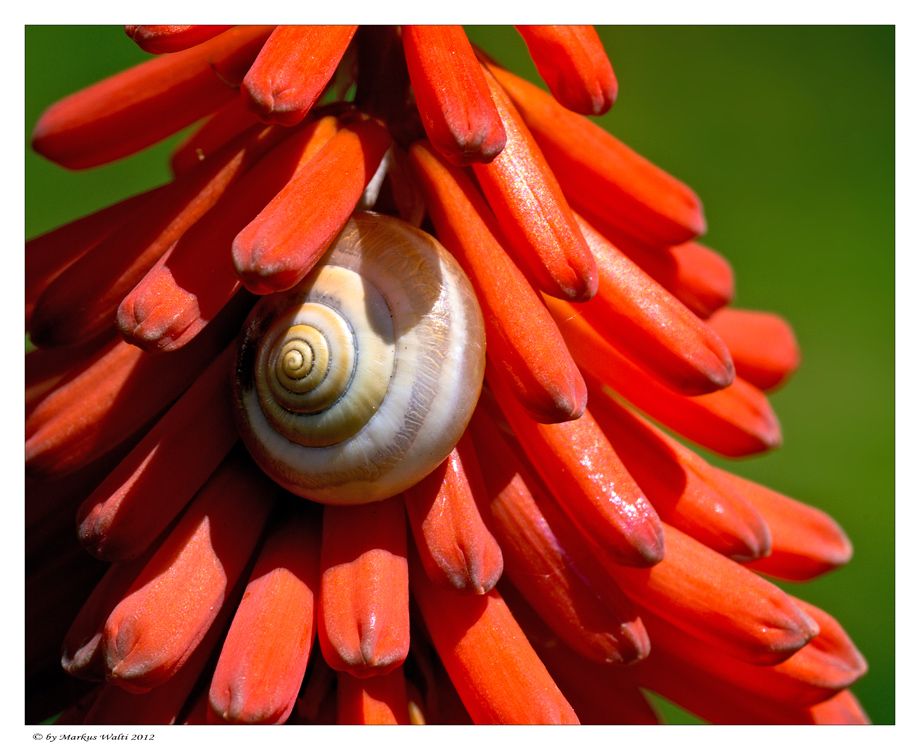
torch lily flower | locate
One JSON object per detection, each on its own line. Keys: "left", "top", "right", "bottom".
{"left": 26, "top": 24, "right": 869, "bottom": 726}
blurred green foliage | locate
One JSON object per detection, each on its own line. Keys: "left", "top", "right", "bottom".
{"left": 26, "top": 26, "right": 894, "bottom": 724}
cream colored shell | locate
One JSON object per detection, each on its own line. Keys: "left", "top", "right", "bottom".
{"left": 232, "top": 212, "right": 487, "bottom": 504}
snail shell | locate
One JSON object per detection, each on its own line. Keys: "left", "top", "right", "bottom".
{"left": 232, "top": 211, "right": 487, "bottom": 505}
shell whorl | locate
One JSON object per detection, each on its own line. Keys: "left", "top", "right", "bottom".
{"left": 232, "top": 212, "right": 487, "bottom": 505}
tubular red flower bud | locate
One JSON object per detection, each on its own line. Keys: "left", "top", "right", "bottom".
{"left": 25, "top": 446, "right": 125, "bottom": 571}
{"left": 585, "top": 380, "right": 771, "bottom": 561}
{"left": 547, "top": 295, "right": 782, "bottom": 456}
{"left": 607, "top": 524, "right": 819, "bottom": 666}
{"left": 407, "top": 140, "right": 587, "bottom": 423}
{"left": 636, "top": 640, "right": 870, "bottom": 725}
{"left": 472, "top": 66, "right": 598, "bottom": 302}
{"left": 119, "top": 116, "right": 340, "bottom": 352}
{"left": 209, "top": 506, "right": 322, "bottom": 725}
{"left": 469, "top": 406, "right": 650, "bottom": 665}
{"left": 318, "top": 498, "right": 410, "bottom": 677}
{"left": 62, "top": 549, "right": 157, "bottom": 680}
{"left": 487, "top": 63, "right": 706, "bottom": 247}
{"left": 125, "top": 25, "right": 235, "bottom": 54}
{"left": 32, "top": 122, "right": 286, "bottom": 349}
{"left": 242, "top": 25, "right": 357, "bottom": 126}
{"left": 708, "top": 307, "right": 802, "bottom": 391}
{"left": 409, "top": 548, "right": 579, "bottom": 725}
{"left": 573, "top": 212, "right": 734, "bottom": 395}
{"left": 714, "top": 468, "right": 854, "bottom": 581}
{"left": 642, "top": 602, "right": 866, "bottom": 707}
{"left": 32, "top": 26, "right": 274, "bottom": 169}
{"left": 26, "top": 298, "right": 243, "bottom": 478}
{"left": 487, "top": 361, "right": 665, "bottom": 568}
{"left": 75, "top": 347, "right": 239, "bottom": 562}
{"left": 101, "top": 454, "right": 276, "bottom": 692}
{"left": 403, "top": 433, "right": 503, "bottom": 595}
{"left": 604, "top": 226, "right": 736, "bottom": 319}
{"left": 585, "top": 219, "right": 736, "bottom": 319}
{"left": 782, "top": 598, "right": 869, "bottom": 701}
{"left": 233, "top": 117, "right": 392, "bottom": 294}
{"left": 402, "top": 25, "right": 506, "bottom": 166}
{"left": 23, "top": 342, "right": 149, "bottom": 475}
{"left": 515, "top": 26, "right": 617, "bottom": 115}
{"left": 83, "top": 572, "right": 248, "bottom": 725}
{"left": 336, "top": 668, "right": 412, "bottom": 725}
{"left": 25, "top": 187, "right": 164, "bottom": 329}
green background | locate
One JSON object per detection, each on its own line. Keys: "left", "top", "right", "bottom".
{"left": 25, "top": 26, "right": 895, "bottom": 724}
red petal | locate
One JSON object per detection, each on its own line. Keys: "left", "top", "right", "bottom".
{"left": 547, "top": 295, "right": 782, "bottom": 457}
{"left": 609, "top": 524, "right": 819, "bottom": 666}
{"left": 808, "top": 690, "right": 871, "bottom": 724}
{"left": 101, "top": 453, "right": 275, "bottom": 692}
{"left": 586, "top": 380, "right": 772, "bottom": 561}
{"left": 125, "top": 25, "right": 234, "bottom": 54}
{"left": 407, "top": 140, "right": 587, "bottom": 422}
{"left": 470, "top": 406, "right": 650, "bottom": 665}
{"left": 32, "top": 26, "right": 274, "bottom": 169}
{"left": 410, "top": 548, "right": 579, "bottom": 725}
{"left": 170, "top": 99, "right": 263, "bottom": 176}
{"left": 26, "top": 296, "right": 244, "bottom": 477}
{"left": 26, "top": 187, "right": 164, "bottom": 330}
{"left": 472, "top": 66, "right": 598, "bottom": 302}
{"left": 75, "top": 346, "right": 238, "bottom": 561}
{"left": 336, "top": 668, "right": 412, "bottom": 725}
{"left": 574, "top": 212, "right": 734, "bottom": 395}
{"left": 62, "top": 549, "right": 157, "bottom": 680}
{"left": 500, "top": 587, "right": 659, "bottom": 724}
{"left": 403, "top": 433, "right": 503, "bottom": 594}
{"left": 233, "top": 117, "right": 392, "bottom": 294}
{"left": 402, "top": 25, "right": 506, "bottom": 166}
{"left": 318, "top": 499, "right": 410, "bottom": 677}
{"left": 32, "top": 122, "right": 285, "bottom": 349}
{"left": 584, "top": 220, "right": 736, "bottom": 318}
{"left": 487, "top": 63, "right": 705, "bottom": 246}
{"left": 209, "top": 506, "right": 322, "bottom": 724}
{"left": 83, "top": 570, "right": 248, "bottom": 724}
{"left": 718, "top": 468, "right": 854, "bottom": 581}
{"left": 515, "top": 25, "right": 617, "bottom": 115}
{"left": 120, "top": 116, "right": 340, "bottom": 352}
{"left": 487, "top": 361, "right": 665, "bottom": 568}
{"left": 643, "top": 602, "right": 865, "bottom": 707}
{"left": 242, "top": 25, "right": 357, "bottom": 126}
{"left": 708, "top": 307, "right": 801, "bottom": 391}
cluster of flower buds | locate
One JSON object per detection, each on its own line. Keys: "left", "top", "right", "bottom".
{"left": 26, "top": 25, "right": 868, "bottom": 725}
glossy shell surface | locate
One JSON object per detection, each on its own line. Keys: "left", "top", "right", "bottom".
{"left": 233, "top": 212, "right": 487, "bottom": 504}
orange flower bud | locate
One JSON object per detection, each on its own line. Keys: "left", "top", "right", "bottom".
{"left": 402, "top": 25, "right": 506, "bottom": 166}
{"left": 318, "top": 499, "right": 410, "bottom": 677}
{"left": 32, "top": 26, "right": 274, "bottom": 169}
{"left": 242, "top": 25, "right": 357, "bottom": 126}
{"left": 516, "top": 26, "right": 617, "bottom": 115}
{"left": 408, "top": 140, "right": 587, "bottom": 423}
{"left": 403, "top": 433, "right": 503, "bottom": 595}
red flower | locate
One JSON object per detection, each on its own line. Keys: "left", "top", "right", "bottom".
{"left": 27, "top": 25, "right": 868, "bottom": 725}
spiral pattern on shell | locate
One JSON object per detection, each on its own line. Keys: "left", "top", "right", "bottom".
{"left": 232, "top": 212, "right": 487, "bottom": 505}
